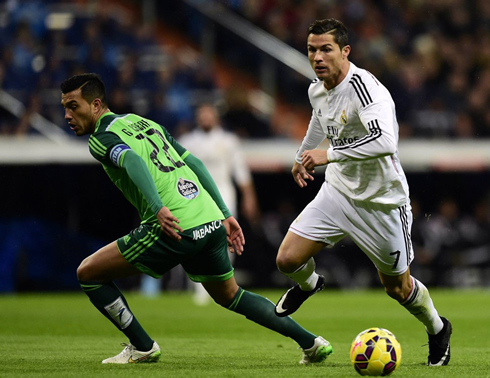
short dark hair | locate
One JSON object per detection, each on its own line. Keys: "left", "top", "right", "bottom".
{"left": 60, "top": 73, "right": 107, "bottom": 106}
{"left": 307, "top": 19, "right": 349, "bottom": 49}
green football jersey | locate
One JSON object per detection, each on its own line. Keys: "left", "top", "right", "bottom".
{"left": 88, "top": 112, "right": 224, "bottom": 229}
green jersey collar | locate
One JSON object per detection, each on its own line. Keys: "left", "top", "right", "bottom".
{"left": 94, "top": 111, "right": 115, "bottom": 133}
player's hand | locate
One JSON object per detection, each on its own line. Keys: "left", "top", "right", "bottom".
{"left": 301, "top": 149, "right": 329, "bottom": 170}
{"left": 156, "top": 206, "right": 183, "bottom": 241}
{"left": 292, "top": 161, "right": 314, "bottom": 188}
{"left": 223, "top": 216, "right": 245, "bottom": 255}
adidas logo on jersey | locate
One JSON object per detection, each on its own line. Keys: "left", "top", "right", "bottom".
{"left": 317, "top": 109, "right": 322, "bottom": 117}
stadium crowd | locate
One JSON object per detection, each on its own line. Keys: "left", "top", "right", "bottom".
{"left": 2, "top": 0, "right": 490, "bottom": 139}
{"left": 0, "top": 0, "right": 489, "bottom": 290}
{"left": 0, "top": 0, "right": 216, "bottom": 136}
{"left": 221, "top": 0, "right": 490, "bottom": 139}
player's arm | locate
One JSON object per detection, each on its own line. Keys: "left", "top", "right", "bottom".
{"left": 90, "top": 132, "right": 183, "bottom": 240}
{"left": 118, "top": 149, "right": 163, "bottom": 214}
{"left": 163, "top": 128, "right": 233, "bottom": 219}
{"left": 90, "top": 134, "right": 162, "bottom": 214}
{"left": 179, "top": 144, "right": 246, "bottom": 253}
{"left": 327, "top": 108, "right": 397, "bottom": 163}
{"left": 295, "top": 110, "right": 326, "bottom": 164}
{"left": 292, "top": 111, "right": 325, "bottom": 186}
{"left": 119, "top": 150, "right": 184, "bottom": 240}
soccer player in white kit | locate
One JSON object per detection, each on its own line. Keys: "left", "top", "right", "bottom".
{"left": 273, "top": 19, "right": 452, "bottom": 367}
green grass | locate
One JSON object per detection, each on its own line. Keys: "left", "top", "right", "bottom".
{"left": 1, "top": 289, "right": 489, "bottom": 377}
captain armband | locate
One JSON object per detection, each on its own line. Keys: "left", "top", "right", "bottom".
{"left": 110, "top": 144, "right": 131, "bottom": 167}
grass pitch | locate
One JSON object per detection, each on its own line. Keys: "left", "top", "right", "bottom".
{"left": 1, "top": 289, "right": 489, "bottom": 377}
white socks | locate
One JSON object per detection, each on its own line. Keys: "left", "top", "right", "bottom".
{"left": 281, "top": 257, "right": 319, "bottom": 291}
{"left": 401, "top": 276, "right": 444, "bottom": 335}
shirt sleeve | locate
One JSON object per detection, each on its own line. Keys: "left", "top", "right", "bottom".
{"left": 88, "top": 132, "right": 126, "bottom": 167}
{"left": 327, "top": 80, "right": 397, "bottom": 163}
{"left": 120, "top": 149, "right": 164, "bottom": 215}
{"left": 89, "top": 131, "right": 164, "bottom": 215}
{"left": 295, "top": 110, "right": 326, "bottom": 164}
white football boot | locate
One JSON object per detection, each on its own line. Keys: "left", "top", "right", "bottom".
{"left": 299, "top": 336, "right": 334, "bottom": 364}
{"left": 102, "top": 341, "right": 161, "bottom": 364}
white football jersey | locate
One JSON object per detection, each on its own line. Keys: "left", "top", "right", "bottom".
{"left": 295, "top": 62, "right": 409, "bottom": 206}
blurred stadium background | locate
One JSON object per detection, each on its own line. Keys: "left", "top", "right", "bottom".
{"left": 1, "top": 0, "right": 490, "bottom": 293}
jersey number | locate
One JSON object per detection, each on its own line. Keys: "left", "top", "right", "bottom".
{"left": 390, "top": 251, "right": 401, "bottom": 270}
{"left": 136, "top": 128, "right": 185, "bottom": 172}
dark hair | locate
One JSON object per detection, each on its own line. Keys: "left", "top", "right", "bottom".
{"left": 60, "top": 73, "right": 107, "bottom": 106}
{"left": 307, "top": 19, "right": 349, "bottom": 49}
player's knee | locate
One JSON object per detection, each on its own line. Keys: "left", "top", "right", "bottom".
{"left": 214, "top": 294, "right": 233, "bottom": 307}
{"left": 77, "top": 257, "right": 95, "bottom": 282}
{"left": 204, "top": 281, "right": 239, "bottom": 307}
{"left": 276, "top": 244, "right": 298, "bottom": 273}
{"left": 214, "top": 287, "right": 239, "bottom": 307}
{"left": 276, "top": 252, "right": 300, "bottom": 274}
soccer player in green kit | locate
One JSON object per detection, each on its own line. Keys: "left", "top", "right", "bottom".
{"left": 60, "top": 73, "right": 333, "bottom": 364}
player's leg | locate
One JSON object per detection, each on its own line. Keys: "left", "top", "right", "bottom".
{"left": 350, "top": 201, "right": 451, "bottom": 367}
{"left": 184, "top": 222, "right": 333, "bottom": 363}
{"left": 202, "top": 276, "right": 333, "bottom": 363}
{"left": 379, "top": 269, "right": 451, "bottom": 366}
{"left": 274, "top": 232, "right": 326, "bottom": 316}
{"left": 275, "top": 183, "right": 345, "bottom": 317}
{"left": 77, "top": 239, "right": 160, "bottom": 363}
{"left": 378, "top": 269, "right": 443, "bottom": 333}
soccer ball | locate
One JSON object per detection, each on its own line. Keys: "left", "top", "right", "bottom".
{"left": 350, "top": 327, "right": 402, "bottom": 376}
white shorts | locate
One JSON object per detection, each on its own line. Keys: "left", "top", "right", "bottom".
{"left": 289, "top": 182, "right": 414, "bottom": 276}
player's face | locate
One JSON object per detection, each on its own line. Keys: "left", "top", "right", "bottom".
{"left": 61, "top": 89, "right": 97, "bottom": 136}
{"left": 307, "top": 32, "right": 350, "bottom": 89}
{"left": 196, "top": 106, "right": 218, "bottom": 132}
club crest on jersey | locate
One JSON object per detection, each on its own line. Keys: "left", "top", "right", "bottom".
{"left": 340, "top": 110, "right": 348, "bottom": 125}
{"left": 177, "top": 178, "right": 199, "bottom": 200}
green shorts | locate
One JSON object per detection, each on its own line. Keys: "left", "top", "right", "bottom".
{"left": 116, "top": 220, "right": 233, "bottom": 283}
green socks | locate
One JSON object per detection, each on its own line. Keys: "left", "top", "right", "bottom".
{"left": 80, "top": 281, "right": 319, "bottom": 351}
{"left": 226, "top": 287, "right": 316, "bottom": 349}
{"left": 79, "top": 280, "right": 153, "bottom": 351}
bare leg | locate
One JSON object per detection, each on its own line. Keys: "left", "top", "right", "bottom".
{"left": 77, "top": 241, "right": 140, "bottom": 282}
{"left": 276, "top": 231, "right": 325, "bottom": 291}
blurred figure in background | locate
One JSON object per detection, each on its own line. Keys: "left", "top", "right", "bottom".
{"left": 140, "top": 103, "right": 261, "bottom": 304}
{"left": 183, "top": 104, "right": 260, "bottom": 221}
